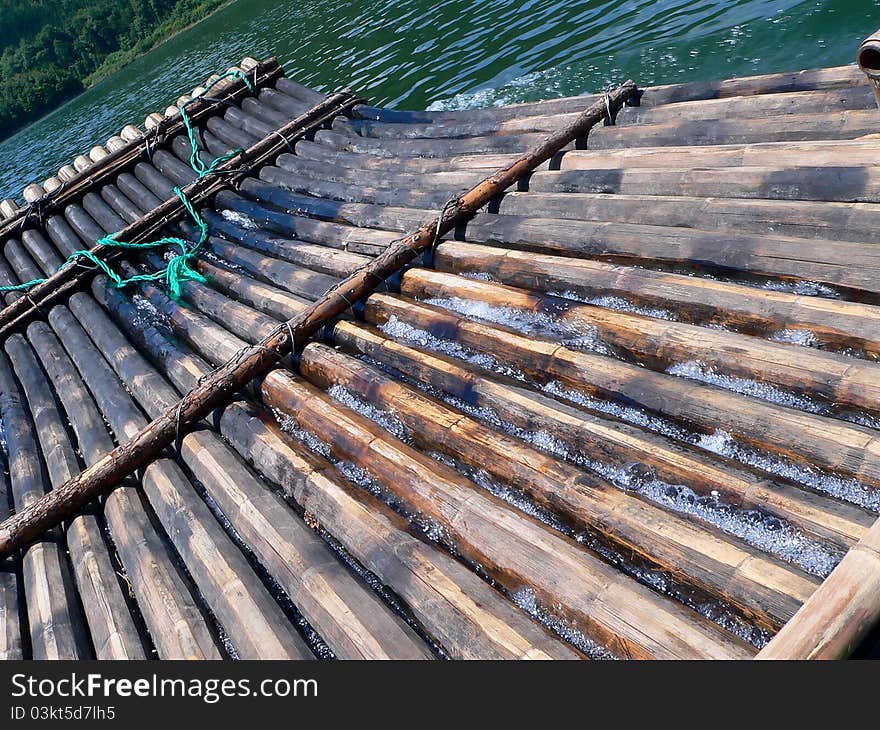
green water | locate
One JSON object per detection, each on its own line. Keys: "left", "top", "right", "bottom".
{"left": 0, "top": 0, "right": 877, "bottom": 200}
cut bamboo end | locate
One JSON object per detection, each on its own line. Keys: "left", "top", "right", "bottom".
{"left": 164, "top": 106, "right": 180, "bottom": 118}
{"left": 0, "top": 199, "right": 19, "bottom": 218}
{"left": 176, "top": 95, "right": 192, "bottom": 108}
{"left": 241, "top": 57, "right": 259, "bottom": 72}
{"left": 88, "top": 146, "right": 108, "bottom": 163}
{"left": 56, "top": 165, "right": 78, "bottom": 182}
{"left": 190, "top": 86, "right": 206, "bottom": 98}
{"left": 42, "top": 177, "right": 62, "bottom": 194}
{"left": 144, "top": 113, "right": 164, "bottom": 130}
{"left": 119, "top": 125, "right": 143, "bottom": 142}
{"left": 105, "top": 136, "right": 127, "bottom": 153}
{"left": 72, "top": 155, "right": 92, "bottom": 173}
{"left": 22, "top": 184, "right": 44, "bottom": 204}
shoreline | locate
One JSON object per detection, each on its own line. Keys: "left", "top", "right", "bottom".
{"left": 83, "top": 0, "right": 237, "bottom": 88}
{"left": 0, "top": 0, "right": 237, "bottom": 143}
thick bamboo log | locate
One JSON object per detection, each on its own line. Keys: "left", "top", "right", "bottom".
{"left": 260, "top": 367, "right": 753, "bottom": 659}
{"left": 0, "top": 80, "right": 638, "bottom": 560}
{"left": 526, "top": 164, "right": 880, "bottom": 205}
{"left": 295, "top": 342, "right": 819, "bottom": 631}
{"left": 0, "top": 88, "right": 362, "bottom": 340}
{"left": 208, "top": 200, "right": 396, "bottom": 256}
{"left": 364, "top": 293, "right": 880, "bottom": 498}
{"left": 329, "top": 318, "right": 870, "bottom": 553}
{"left": 756, "top": 518, "right": 880, "bottom": 659}
{"left": 400, "top": 269, "right": 880, "bottom": 419}
{"left": 434, "top": 242, "right": 880, "bottom": 358}
{"left": 0, "top": 350, "right": 90, "bottom": 659}
{"left": 10, "top": 236, "right": 222, "bottom": 660}
{"left": 93, "top": 282, "right": 581, "bottom": 660}
{"left": 6, "top": 332, "right": 146, "bottom": 659}
{"left": 494, "top": 191, "right": 880, "bottom": 244}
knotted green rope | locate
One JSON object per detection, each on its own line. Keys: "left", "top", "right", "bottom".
{"left": 0, "top": 68, "right": 255, "bottom": 298}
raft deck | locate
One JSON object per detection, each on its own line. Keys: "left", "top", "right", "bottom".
{"left": 0, "top": 56, "right": 879, "bottom": 660}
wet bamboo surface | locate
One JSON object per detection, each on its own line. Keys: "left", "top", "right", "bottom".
{"left": 0, "top": 56, "right": 878, "bottom": 659}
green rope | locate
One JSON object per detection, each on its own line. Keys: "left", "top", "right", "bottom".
{"left": 0, "top": 68, "right": 255, "bottom": 298}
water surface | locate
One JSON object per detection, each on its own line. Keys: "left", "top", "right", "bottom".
{"left": 0, "top": 0, "right": 877, "bottom": 199}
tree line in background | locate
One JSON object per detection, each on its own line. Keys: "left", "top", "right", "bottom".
{"left": 0, "top": 0, "right": 228, "bottom": 140}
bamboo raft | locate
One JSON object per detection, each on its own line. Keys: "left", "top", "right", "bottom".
{"left": 0, "top": 38, "right": 880, "bottom": 660}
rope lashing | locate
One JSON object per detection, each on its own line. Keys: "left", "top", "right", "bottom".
{"left": 0, "top": 69, "right": 255, "bottom": 298}
{"left": 603, "top": 93, "right": 615, "bottom": 125}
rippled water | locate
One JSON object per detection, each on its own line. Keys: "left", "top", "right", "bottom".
{"left": 0, "top": 0, "right": 877, "bottom": 199}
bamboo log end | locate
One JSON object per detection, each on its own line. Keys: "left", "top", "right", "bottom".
{"left": 22, "top": 184, "right": 44, "bottom": 204}
{"left": 144, "top": 113, "right": 164, "bottom": 130}
{"left": 42, "top": 177, "right": 62, "bottom": 193}
{"left": 120, "top": 124, "right": 143, "bottom": 142}
{"left": 0, "top": 199, "right": 19, "bottom": 218}
{"left": 72, "top": 155, "right": 92, "bottom": 172}
{"left": 88, "top": 146, "right": 108, "bottom": 163}
{"left": 105, "top": 136, "right": 127, "bottom": 153}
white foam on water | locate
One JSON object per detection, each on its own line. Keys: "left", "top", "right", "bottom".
{"left": 770, "top": 328, "right": 819, "bottom": 347}
{"left": 460, "top": 271, "right": 499, "bottom": 283}
{"left": 378, "top": 315, "right": 526, "bottom": 381}
{"left": 430, "top": 450, "right": 570, "bottom": 535}
{"left": 542, "top": 380, "right": 688, "bottom": 441}
{"left": 220, "top": 209, "right": 258, "bottom": 230}
{"left": 328, "top": 384, "right": 410, "bottom": 442}
{"left": 696, "top": 429, "right": 880, "bottom": 513}
{"left": 423, "top": 296, "right": 610, "bottom": 355}
{"left": 666, "top": 360, "right": 823, "bottom": 414}
{"left": 761, "top": 280, "right": 841, "bottom": 299}
{"left": 511, "top": 587, "right": 618, "bottom": 660}
{"left": 426, "top": 68, "right": 557, "bottom": 112}
{"left": 547, "top": 291, "right": 675, "bottom": 321}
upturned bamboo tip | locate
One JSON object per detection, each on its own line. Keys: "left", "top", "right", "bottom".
{"left": 858, "top": 36, "right": 880, "bottom": 80}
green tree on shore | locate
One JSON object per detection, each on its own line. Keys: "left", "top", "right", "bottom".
{"left": 0, "top": 0, "right": 226, "bottom": 140}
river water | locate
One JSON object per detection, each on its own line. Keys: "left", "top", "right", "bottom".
{"left": 0, "top": 0, "right": 876, "bottom": 200}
